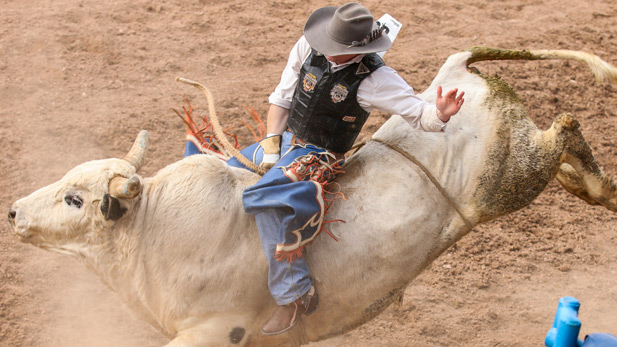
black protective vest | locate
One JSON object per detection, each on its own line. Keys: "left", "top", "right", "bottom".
{"left": 287, "top": 50, "right": 385, "bottom": 153}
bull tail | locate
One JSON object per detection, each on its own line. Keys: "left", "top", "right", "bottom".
{"left": 465, "top": 47, "right": 617, "bottom": 84}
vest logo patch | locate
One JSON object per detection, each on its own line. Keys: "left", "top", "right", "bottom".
{"left": 342, "top": 116, "right": 356, "bottom": 122}
{"left": 356, "top": 62, "right": 370, "bottom": 75}
{"left": 330, "top": 84, "right": 348, "bottom": 103}
{"left": 303, "top": 73, "right": 317, "bottom": 92}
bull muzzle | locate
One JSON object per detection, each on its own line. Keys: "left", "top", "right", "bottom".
{"left": 8, "top": 207, "right": 16, "bottom": 226}
{"left": 7, "top": 206, "right": 32, "bottom": 239}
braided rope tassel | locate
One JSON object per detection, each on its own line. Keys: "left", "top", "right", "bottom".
{"left": 348, "top": 22, "right": 390, "bottom": 47}
{"left": 176, "top": 77, "right": 267, "bottom": 175}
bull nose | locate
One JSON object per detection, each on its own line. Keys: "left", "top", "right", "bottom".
{"left": 8, "top": 208, "right": 16, "bottom": 225}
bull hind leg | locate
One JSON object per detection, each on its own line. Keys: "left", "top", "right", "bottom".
{"left": 466, "top": 47, "right": 617, "bottom": 210}
{"left": 551, "top": 113, "right": 617, "bottom": 211}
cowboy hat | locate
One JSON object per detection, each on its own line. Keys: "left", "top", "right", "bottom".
{"left": 303, "top": 2, "right": 392, "bottom": 56}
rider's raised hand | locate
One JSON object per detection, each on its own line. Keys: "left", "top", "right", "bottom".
{"left": 436, "top": 86, "right": 465, "bottom": 122}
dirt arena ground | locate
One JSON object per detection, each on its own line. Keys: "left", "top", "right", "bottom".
{"left": 1, "top": 0, "right": 616, "bottom": 346}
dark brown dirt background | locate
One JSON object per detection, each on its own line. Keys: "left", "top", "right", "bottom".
{"left": 1, "top": 0, "right": 616, "bottom": 346}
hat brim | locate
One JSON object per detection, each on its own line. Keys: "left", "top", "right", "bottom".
{"left": 303, "top": 7, "right": 392, "bottom": 56}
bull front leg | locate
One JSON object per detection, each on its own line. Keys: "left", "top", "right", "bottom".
{"left": 551, "top": 113, "right": 617, "bottom": 211}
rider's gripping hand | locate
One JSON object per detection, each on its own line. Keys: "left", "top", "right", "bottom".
{"left": 259, "top": 135, "right": 282, "bottom": 170}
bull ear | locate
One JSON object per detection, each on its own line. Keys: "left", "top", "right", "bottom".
{"left": 100, "top": 194, "right": 127, "bottom": 221}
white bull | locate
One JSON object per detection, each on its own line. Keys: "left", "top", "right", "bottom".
{"left": 8, "top": 47, "right": 617, "bottom": 346}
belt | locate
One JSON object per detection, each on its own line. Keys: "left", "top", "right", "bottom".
{"left": 288, "top": 130, "right": 346, "bottom": 161}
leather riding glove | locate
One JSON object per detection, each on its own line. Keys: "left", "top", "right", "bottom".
{"left": 259, "top": 135, "right": 282, "bottom": 170}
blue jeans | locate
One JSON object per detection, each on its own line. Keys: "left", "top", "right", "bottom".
{"left": 254, "top": 209, "right": 312, "bottom": 305}
{"left": 229, "top": 131, "right": 325, "bottom": 305}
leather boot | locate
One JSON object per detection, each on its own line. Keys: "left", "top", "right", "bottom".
{"left": 260, "top": 286, "right": 319, "bottom": 335}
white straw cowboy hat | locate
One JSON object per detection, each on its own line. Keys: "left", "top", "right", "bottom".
{"left": 303, "top": 2, "right": 392, "bottom": 56}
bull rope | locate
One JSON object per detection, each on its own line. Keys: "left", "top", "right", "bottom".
{"left": 176, "top": 77, "right": 267, "bottom": 175}
{"left": 368, "top": 138, "right": 473, "bottom": 230}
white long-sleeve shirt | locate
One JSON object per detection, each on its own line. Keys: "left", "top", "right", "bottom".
{"left": 268, "top": 36, "right": 446, "bottom": 132}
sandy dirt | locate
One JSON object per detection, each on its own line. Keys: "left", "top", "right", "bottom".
{"left": 1, "top": 0, "right": 616, "bottom": 346}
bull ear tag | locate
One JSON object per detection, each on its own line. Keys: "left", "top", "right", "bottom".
{"left": 100, "top": 194, "right": 127, "bottom": 221}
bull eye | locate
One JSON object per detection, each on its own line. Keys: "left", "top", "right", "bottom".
{"left": 64, "top": 194, "right": 84, "bottom": 208}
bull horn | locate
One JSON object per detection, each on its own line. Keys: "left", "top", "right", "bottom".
{"left": 109, "top": 175, "right": 142, "bottom": 199}
{"left": 124, "top": 130, "right": 149, "bottom": 170}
